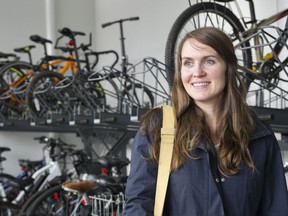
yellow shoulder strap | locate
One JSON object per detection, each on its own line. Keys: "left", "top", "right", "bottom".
{"left": 154, "top": 105, "right": 175, "bottom": 216}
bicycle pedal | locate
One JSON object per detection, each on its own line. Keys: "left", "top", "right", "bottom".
{"left": 62, "top": 181, "right": 97, "bottom": 194}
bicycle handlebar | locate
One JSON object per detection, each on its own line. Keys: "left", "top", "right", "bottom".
{"left": 102, "top": 16, "right": 140, "bottom": 28}
{"left": 87, "top": 50, "right": 119, "bottom": 69}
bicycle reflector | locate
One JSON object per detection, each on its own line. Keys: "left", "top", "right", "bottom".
{"left": 53, "top": 192, "right": 59, "bottom": 200}
{"left": 69, "top": 40, "right": 75, "bottom": 47}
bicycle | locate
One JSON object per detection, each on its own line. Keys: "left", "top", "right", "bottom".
{"left": 88, "top": 16, "right": 171, "bottom": 115}
{"left": 0, "top": 136, "right": 76, "bottom": 216}
{"left": 0, "top": 146, "right": 23, "bottom": 215}
{"left": 0, "top": 153, "right": 44, "bottom": 216}
{"left": 25, "top": 27, "right": 119, "bottom": 120}
{"left": 22, "top": 155, "right": 129, "bottom": 216}
{"left": 164, "top": 0, "right": 288, "bottom": 96}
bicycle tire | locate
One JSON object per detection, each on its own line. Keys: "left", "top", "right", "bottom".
{"left": 0, "top": 200, "right": 19, "bottom": 216}
{"left": 75, "top": 74, "right": 108, "bottom": 114}
{"left": 26, "top": 71, "right": 66, "bottom": 117}
{"left": 0, "top": 61, "right": 32, "bottom": 117}
{"left": 164, "top": 2, "right": 253, "bottom": 88}
{"left": 0, "top": 61, "right": 32, "bottom": 90}
{"left": 120, "top": 83, "right": 154, "bottom": 112}
{"left": 0, "top": 173, "right": 22, "bottom": 202}
{"left": 97, "top": 75, "right": 120, "bottom": 113}
{"left": 25, "top": 184, "right": 88, "bottom": 216}
{"left": 17, "top": 187, "right": 46, "bottom": 215}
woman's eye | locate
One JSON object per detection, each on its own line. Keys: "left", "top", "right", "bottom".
{"left": 183, "top": 61, "right": 193, "bottom": 68}
{"left": 205, "top": 59, "right": 215, "bottom": 65}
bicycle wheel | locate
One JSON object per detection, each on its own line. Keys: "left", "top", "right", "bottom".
{"left": 88, "top": 68, "right": 121, "bottom": 113}
{"left": 120, "top": 83, "right": 154, "bottom": 112}
{"left": 73, "top": 74, "right": 108, "bottom": 115}
{"left": 0, "top": 61, "right": 32, "bottom": 91}
{"left": 26, "top": 71, "right": 67, "bottom": 117}
{"left": 97, "top": 75, "right": 119, "bottom": 113}
{"left": 0, "top": 173, "right": 22, "bottom": 202}
{"left": 0, "top": 201, "right": 19, "bottom": 216}
{"left": 0, "top": 61, "right": 32, "bottom": 117}
{"left": 165, "top": 2, "right": 253, "bottom": 88}
{"left": 25, "top": 185, "right": 80, "bottom": 216}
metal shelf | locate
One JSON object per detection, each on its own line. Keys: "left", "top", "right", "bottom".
{"left": 252, "top": 106, "right": 288, "bottom": 135}
{"left": 1, "top": 106, "right": 288, "bottom": 134}
{"left": 1, "top": 106, "right": 288, "bottom": 158}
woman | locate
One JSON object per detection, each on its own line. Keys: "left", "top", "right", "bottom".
{"left": 123, "top": 27, "right": 288, "bottom": 215}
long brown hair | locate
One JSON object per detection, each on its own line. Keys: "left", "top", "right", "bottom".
{"left": 142, "top": 27, "right": 256, "bottom": 175}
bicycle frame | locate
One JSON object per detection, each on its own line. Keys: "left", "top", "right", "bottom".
{"left": 12, "top": 159, "right": 62, "bottom": 205}
{"left": 0, "top": 143, "right": 62, "bottom": 209}
{"left": 203, "top": 0, "right": 288, "bottom": 82}
{"left": 240, "top": 5, "right": 288, "bottom": 65}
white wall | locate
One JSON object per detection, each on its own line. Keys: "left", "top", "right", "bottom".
{"left": 0, "top": 0, "right": 287, "bottom": 175}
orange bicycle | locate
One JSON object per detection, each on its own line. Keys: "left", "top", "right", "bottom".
{"left": 0, "top": 31, "right": 83, "bottom": 118}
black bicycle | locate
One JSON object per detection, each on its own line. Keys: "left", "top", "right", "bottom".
{"left": 165, "top": 0, "right": 288, "bottom": 93}
{"left": 88, "top": 17, "right": 156, "bottom": 114}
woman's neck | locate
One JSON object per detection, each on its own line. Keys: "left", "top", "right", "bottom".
{"left": 199, "top": 104, "right": 221, "bottom": 145}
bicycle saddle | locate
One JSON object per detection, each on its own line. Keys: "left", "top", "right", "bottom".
{"left": 14, "top": 45, "right": 36, "bottom": 53}
{"left": 62, "top": 180, "right": 97, "bottom": 194}
{"left": 95, "top": 155, "right": 130, "bottom": 170}
{"left": 18, "top": 159, "right": 44, "bottom": 171}
{"left": 0, "top": 147, "right": 11, "bottom": 154}
{"left": 30, "top": 34, "right": 52, "bottom": 45}
{"left": 94, "top": 175, "right": 127, "bottom": 187}
{"left": 0, "top": 52, "right": 17, "bottom": 59}
{"left": 59, "top": 27, "right": 85, "bottom": 38}
{"left": 93, "top": 175, "right": 127, "bottom": 194}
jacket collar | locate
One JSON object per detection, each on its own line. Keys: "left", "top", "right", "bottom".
{"left": 251, "top": 119, "right": 273, "bottom": 140}
{"left": 196, "top": 119, "right": 273, "bottom": 151}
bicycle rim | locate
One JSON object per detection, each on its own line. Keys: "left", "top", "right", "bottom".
{"left": 76, "top": 77, "right": 107, "bottom": 114}
{"left": 0, "top": 201, "right": 19, "bottom": 216}
{"left": 120, "top": 83, "right": 154, "bottom": 112}
{"left": 165, "top": 2, "right": 253, "bottom": 89}
{"left": 98, "top": 76, "right": 120, "bottom": 113}
{"left": 26, "top": 71, "right": 65, "bottom": 117}
{"left": 0, "top": 61, "right": 33, "bottom": 117}
{"left": 0, "top": 173, "right": 22, "bottom": 202}
{"left": 26, "top": 185, "right": 80, "bottom": 216}
{"left": 0, "top": 61, "right": 32, "bottom": 90}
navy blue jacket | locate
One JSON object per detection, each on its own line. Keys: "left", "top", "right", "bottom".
{"left": 123, "top": 117, "right": 288, "bottom": 215}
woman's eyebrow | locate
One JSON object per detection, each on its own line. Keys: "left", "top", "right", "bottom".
{"left": 181, "top": 55, "right": 218, "bottom": 60}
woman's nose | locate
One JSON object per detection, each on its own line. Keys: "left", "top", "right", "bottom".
{"left": 192, "top": 64, "right": 205, "bottom": 77}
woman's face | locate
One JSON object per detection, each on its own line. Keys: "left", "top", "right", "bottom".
{"left": 180, "top": 38, "right": 227, "bottom": 108}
